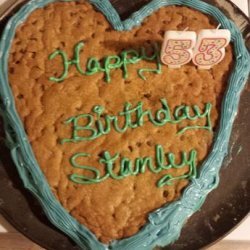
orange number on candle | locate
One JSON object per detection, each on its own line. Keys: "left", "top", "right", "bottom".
{"left": 161, "top": 40, "right": 193, "bottom": 67}
{"left": 193, "top": 38, "right": 227, "bottom": 68}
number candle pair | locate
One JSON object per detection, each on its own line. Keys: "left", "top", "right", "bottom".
{"left": 161, "top": 27, "right": 231, "bottom": 69}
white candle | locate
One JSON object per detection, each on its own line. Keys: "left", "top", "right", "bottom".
{"left": 161, "top": 30, "right": 197, "bottom": 68}
{"left": 193, "top": 29, "right": 231, "bottom": 69}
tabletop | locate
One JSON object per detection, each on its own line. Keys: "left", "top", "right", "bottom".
{"left": 0, "top": 0, "right": 249, "bottom": 249}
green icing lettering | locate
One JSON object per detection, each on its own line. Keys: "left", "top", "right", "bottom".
{"left": 177, "top": 103, "right": 212, "bottom": 134}
{"left": 61, "top": 113, "right": 98, "bottom": 144}
{"left": 157, "top": 150, "right": 197, "bottom": 187}
{"left": 61, "top": 99, "right": 212, "bottom": 144}
{"left": 103, "top": 55, "right": 122, "bottom": 82}
{"left": 69, "top": 153, "right": 108, "bottom": 184}
{"left": 120, "top": 49, "right": 141, "bottom": 79}
{"left": 49, "top": 42, "right": 85, "bottom": 83}
{"left": 69, "top": 145, "right": 198, "bottom": 187}
{"left": 85, "top": 57, "right": 104, "bottom": 76}
{"left": 138, "top": 43, "right": 162, "bottom": 80}
{"left": 48, "top": 41, "right": 161, "bottom": 83}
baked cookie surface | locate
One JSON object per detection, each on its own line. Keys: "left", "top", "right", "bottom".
{"left": 8, "top": 1, "right": 234, "bottom": 243}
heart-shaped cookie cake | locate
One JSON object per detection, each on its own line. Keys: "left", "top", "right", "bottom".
{"left": 0, "top": 0, "right": 249, "bottom": 249}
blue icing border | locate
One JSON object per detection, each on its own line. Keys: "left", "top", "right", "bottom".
{"left": 0, "top": 0, "right": 249, "bottom": 249}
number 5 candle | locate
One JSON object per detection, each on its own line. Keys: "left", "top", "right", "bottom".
{"left": 193, "top": 28, "right": 231, "bottom": 69}
{"left": 161, "top": 30, "right": 197, "bottom": 68}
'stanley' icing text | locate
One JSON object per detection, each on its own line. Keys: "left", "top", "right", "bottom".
{"left": 70, "top": 144, "right": 197, "bottom": 187}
